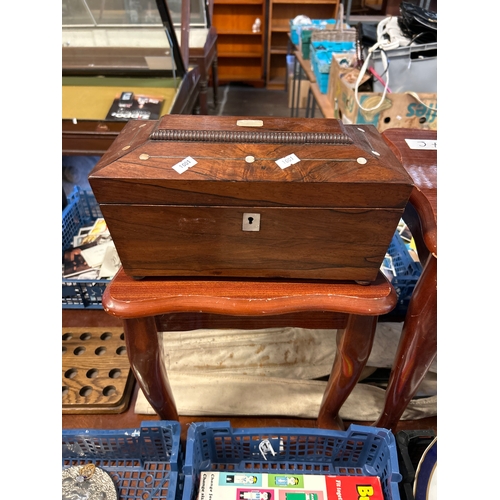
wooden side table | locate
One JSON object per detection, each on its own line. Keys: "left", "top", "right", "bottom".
{"left": 375, "top": 128, "right": 437, "bottom": 431}
{"left": 102, "top": 270, "right": 397, "bottom": 429}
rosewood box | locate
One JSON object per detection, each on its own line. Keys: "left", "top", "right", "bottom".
{"left": 88, "top": 115, "right": 413, "bottom": 281}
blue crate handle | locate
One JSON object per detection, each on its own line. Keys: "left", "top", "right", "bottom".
{"left": 184, "top": 421, "right": 401, "bottom": 475}
{"left": 63, "top": 420, "right": 182, "bottom": 470}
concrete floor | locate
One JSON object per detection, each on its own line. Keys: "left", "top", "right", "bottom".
{"left": 205, "top": 82, "right": 305, "bottom": 118}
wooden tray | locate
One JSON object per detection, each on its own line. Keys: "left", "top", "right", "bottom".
{"left": 62, "top": 327, "right": 134, "bottom": 414}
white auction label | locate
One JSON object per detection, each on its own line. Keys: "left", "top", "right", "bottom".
{"left": 276, "top": 153, "right": 300, "bottom": 169}
{"left": 172, "top": 156, "right": 197, "bottom": 174}
{"left": 405, "top": 139, "right": 437, "bottom": 150}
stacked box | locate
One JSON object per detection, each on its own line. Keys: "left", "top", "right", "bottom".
{"left": 327, "top": 57, "right": 437, "bottom": 132}
{"left": 300, "top": 20, "right": 337, "bottom": 59}
{"left": 310, "top": 41, "right": 355, "bottom": 93}
{"left": 288, "top": 76, "right": 310, "bottom": 108}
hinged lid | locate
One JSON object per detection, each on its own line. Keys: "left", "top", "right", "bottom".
{"left": 89, "top": 115, "right": 413, "bottom": 208}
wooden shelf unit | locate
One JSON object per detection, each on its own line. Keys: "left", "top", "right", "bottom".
{"left": 212, "top": 0, "right": 266, "bottom": 86}
{"left": 266, "top": 0, "right": 339, "bottom": 89}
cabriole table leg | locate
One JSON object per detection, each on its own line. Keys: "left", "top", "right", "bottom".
{"left": 123, "top": 316, "right": 179, "bottom": 421}
{"left": 374, "top": 255, "right": 437, "bottom": 431}
{"left": 317, "top": 315, "right": 378, "bottom": 429}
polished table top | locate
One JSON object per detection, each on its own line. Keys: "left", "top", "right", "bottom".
{"left": 103, "top": 269, "right": 397, "bottom": 319}
{"left": 383, "top": 128, "right": 437, "bottom": 255}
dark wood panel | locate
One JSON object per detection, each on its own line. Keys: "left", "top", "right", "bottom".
{"left": 89, "top": 116, "right": 413, "bottom": 208}
{"left": 62, "top": 308, "right": 349, "bottom": 331}
{"left": 100, "top": 204, "right": 401, "bottom": 280}
{"left": 382, "top": 129, "right": 437, "bottom": 255}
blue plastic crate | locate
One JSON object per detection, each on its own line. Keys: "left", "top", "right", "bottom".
{"left": 290, "top": 19, "right": 337, "bottom": 45}
{"left": 290, "top": 21, "right": 300, "bottom": 45}
{"left": 311, "top": 47, "right": 332, "bottom": 93}
{"left": 62, "top": 421, "right": 183, "bottom": 500}
{"left": 63, "top": 186, "right": 103, "bottom": 252}
{"left": 312, "top": 40, "right": 356, "bottom": 59}
{"left": 62, "top": 186, "right": 110, "bottom": 309}
{"left": 385, "top": 231, "right": 423, "bottom": 315}
{"left": 62, "top": 279, "right": 110, "bottom": 309}
{"left": 311, "top": 41, "right": 356, "bottom": 93}
{"left": 182, "top": 422, "right": 402, "bottom": 500}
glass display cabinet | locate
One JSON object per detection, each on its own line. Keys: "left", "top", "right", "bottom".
{"left": 62, "top": 0, "right": 216, "bottom": 155}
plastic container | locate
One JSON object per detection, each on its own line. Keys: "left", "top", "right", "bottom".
{"left": 311, "top": 49, "right": 332, "bottom": 93}
{"left": 289, "top": 20, "right": 301, "bottom": 45}
{"left": 395, "top": 430, "right": 436, "bottom": 500}
{"left": 62, "top": 186, "right": 103, "bottom": 252}
{"left": 62, "top": 186, "right": 110, "bottom": 309}
{"left": 311, "top": 41, "right": 355, "bottom": 93}
{"left": 385, "top": 231, "right": 423, "bottom": 315}
{"left": 298, "top": 19, "right": 337, "bottom": 59}
{"left": 370, "top": 42, "right": 437, "bottom": 94}
{"left": 182, "top": 421, "right": 402, "bottom": 500}
{"left": 62, "top": 421, "right": 182, "bottom": 500}
{"left": 290, "top": 18, "right": 337, "bottom": 47}
{"left": 62, "top": 277, "right": 110, "bottom": 309}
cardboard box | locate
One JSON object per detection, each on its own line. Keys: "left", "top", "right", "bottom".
{"left": 288, "top": 76, "right": 310, "bottom": 108}
{"left": 327, "top": 58, "right": 437, "bottom": 132}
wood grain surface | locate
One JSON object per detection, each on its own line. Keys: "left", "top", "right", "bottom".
{"left": 100, "top": 204, "right": 402, "bottom": 280}
{"left": 102, "top": 268, "right": 396, "bottom": 319}
{"left": 382, "top": 129, "right": 437, "bottom": 255}
{"left": 62, "top": 327, "right": 134, "bottom": 414}
{"left": 89, "top": 116, "right": 413, "bottom": 280}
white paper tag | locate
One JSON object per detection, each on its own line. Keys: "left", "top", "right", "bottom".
{"left": 99, "top": 244, "right": 122, "bottom": 279}
{"left": 172, "top": 156, "right": 198, "bottom": 174}
{"left": 81, "top": 241, "right": 115, "bottom": 268}
{"left": 405, "top": 139, "right": 437, "bottom": 150}
{"left": 276, "top": 153, "right": 300, "bottom": 169}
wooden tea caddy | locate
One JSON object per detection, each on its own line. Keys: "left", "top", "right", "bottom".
{"left": 89, "top": 115, "right": 413, "bottom": 281}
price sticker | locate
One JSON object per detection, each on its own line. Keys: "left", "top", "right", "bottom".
{"left": 276, "top": 153, "right": 300, "bottom": 169}
{"left": 172, "top": 156, "right": 198, "bottom": 174}
{"left": 405, "top": 139, "right": 437, "bottom": 150}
